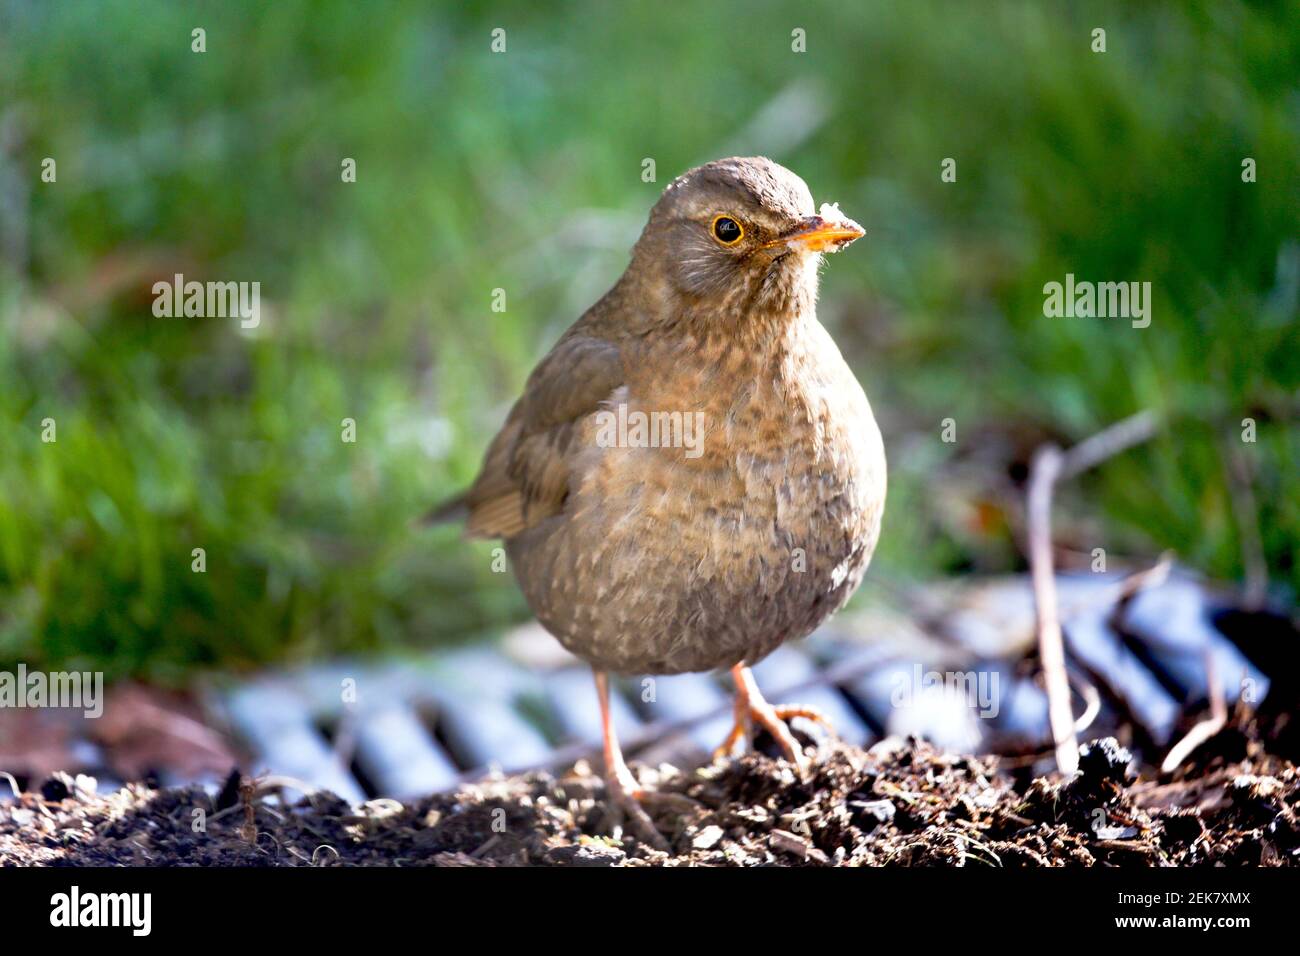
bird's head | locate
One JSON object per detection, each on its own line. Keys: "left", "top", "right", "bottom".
{"left": 630, "top": 156, "right": 864, "bottom": 331}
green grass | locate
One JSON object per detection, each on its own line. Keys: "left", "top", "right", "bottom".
{"left": 0, "top": 0, "right": 1297, "bottom": 680}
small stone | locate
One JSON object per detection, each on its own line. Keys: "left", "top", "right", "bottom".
{"left": 545, "top": 842, "right": 626, "bottom": 867}
{"left": 40, "top": 773, "right": 72, "bottom": 803}
{"left": 692, "top": 825, "right": 725, "bottom": 850}
{"left": 1232, "top": 774, "right": 1281, "bottom": 799}
{"left": 769, "top": 828, "right": 810, "bottom": 860}
{"left": 1094, "top": 825, "right": 1139, "bottom": 840}
{"left": 1077, "top": 738, "right": 1133, "bottom": 782}
{"left": 868, "top": 736, "right": 909, "bottom": 760}
{"left": 850, "top": 798, "right": 896, "bottom": 827}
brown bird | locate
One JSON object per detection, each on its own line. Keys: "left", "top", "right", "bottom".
{"left": 432, "top": 157, "right": 886, "bottom": 845}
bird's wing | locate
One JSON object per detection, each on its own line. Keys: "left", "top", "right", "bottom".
{"left": 458, "top": 331, "right": 623, "bottom": 539}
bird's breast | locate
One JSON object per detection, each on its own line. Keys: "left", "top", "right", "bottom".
{"left": 619, "top": 320, "right": 885, "bottom": 589}
{"left": 517, "top": 317, "right": 886, "bottom": 674}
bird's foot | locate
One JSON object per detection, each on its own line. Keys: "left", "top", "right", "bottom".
{"left": 601, "top": 763, "right": 672, "bottom": 851}
{"left": 714, "top": 665, "right": 834, "bottom": 778}
{"left": 594, "top": 669, "right": 692, "bottom": 851}
{"left": 592, "top": 669, "right": 697, "bottom": 850}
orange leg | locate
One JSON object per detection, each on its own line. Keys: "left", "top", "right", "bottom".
{"left": 595, "top": 670, "right": 668, "bottom": 850}
{"left": 713, "top": 664, "right": 833, "bottom": 777}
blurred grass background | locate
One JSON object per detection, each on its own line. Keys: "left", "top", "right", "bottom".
{"left": 0, "top": 0, "right": 1296, "bottom": 682}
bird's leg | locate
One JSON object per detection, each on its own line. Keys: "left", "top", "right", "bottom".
{"left": 714, "top": 663, "right": 834, "bottom": 777}
{"left": 594, "top": 670, "right": 668, "bottom": 850}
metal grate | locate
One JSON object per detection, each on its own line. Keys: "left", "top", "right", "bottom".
{"left": 201, "top": 566, "right": 1292, "bottom": 801}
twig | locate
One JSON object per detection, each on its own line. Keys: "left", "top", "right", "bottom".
{"left": 310, "top": 844, "right": 341, "bottom": 866}
{"left": 1057, "top": 410, "right": 1159, "bottom": 481}
{"left": 1027, "top": 444, "right": 1076, "bottom": 774}
{"left": 1026, "top": 410, "right": 1160, "bottom": 776}
{"left": 992, "top": 638, "right": 1104, "bottom": 771}
{"left": 1160, "top": 648, "right": 1228, "bottom": 774}
{"left": 1073, "top": 674, "right": 1101, "bottom": 736}
{"left": 1036, "top": 550, "right": 1174, "bottom": 625}
{"left": 1110, "top": 552, "right": 1175, "bottom": 602}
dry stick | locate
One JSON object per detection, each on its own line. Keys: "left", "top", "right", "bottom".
{"left": 996, "top": 556, "right": 1173, "bottom": 772}
{"left": 1073, "top": 676, "right": 1101, "bottom": 736}
{"left": 1160, "top": 649, "right": 1228, "bottom": 774}
{"left": 1056, "top": 410, "right": 1160, "bottom": 482}
{"left": 1026, "top": 410, "right": 1160, "bottom": 776}
{"left": 1027, "top": 445, "right": 1074, "bottom": 774}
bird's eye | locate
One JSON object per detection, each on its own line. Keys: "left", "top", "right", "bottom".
{"left": 711, "top": 215, "right": 744, "bottom": 246}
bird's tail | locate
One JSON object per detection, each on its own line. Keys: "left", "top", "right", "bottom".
{"left": 419, "top": 493, "right": 468, "bottom": 527}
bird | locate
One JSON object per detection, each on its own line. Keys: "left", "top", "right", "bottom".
{"left": 430, "top": 156, "right": 886, "bottom": 846}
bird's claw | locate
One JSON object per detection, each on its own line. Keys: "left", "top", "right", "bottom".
{"left": 716, "top": 666, "right": 836, "bottom": 780}
{"left": 601, "top": 767, "right": 670, "bottom": 851}
{"left": 715, "top": 705, "right": 828, "bottom": 778}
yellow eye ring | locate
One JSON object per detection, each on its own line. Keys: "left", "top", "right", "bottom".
{"left": 711, "top": 214, "right": 744, "bottom": 246}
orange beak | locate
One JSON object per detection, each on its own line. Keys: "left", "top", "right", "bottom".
{"left": 765, "top": 212, "right": 865, "bottom": 254}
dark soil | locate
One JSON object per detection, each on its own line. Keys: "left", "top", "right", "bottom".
{"left": 4, "top": 722, "right": 1298, "bottom": 866}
